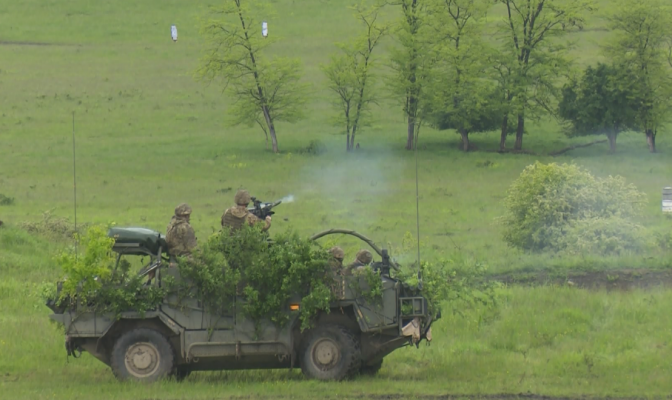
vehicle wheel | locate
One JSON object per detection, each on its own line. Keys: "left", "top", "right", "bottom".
{"left": 360, "top": 358, "right": 383, "bottom": 376}
{"left": 110, "top": 328, "right": 174, "bottom": 382}
{"left": 300, "top": 323, "right": 361, "bottom": 381}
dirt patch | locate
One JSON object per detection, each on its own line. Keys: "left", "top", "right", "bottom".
{"left": 492, "top": 269, "right": 672, "bottom": 291}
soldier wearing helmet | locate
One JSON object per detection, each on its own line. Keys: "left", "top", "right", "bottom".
{"left": 348, "top": 249, "right": 373, "bottom": 274}
{"left": 221, "top": 189, "right": 271, "bottom": 233}
{"left": 166, "top": 203, "right": 197, "bottom": 266}
{"left": 327, "top": 246, "right": 346, "bottom": 297}
{"left": 328, "top": 246, "right": 345, "bottom": 273}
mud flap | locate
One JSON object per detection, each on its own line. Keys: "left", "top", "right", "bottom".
{"left": 401, "top": 317, "right": 421, "bottom": 344}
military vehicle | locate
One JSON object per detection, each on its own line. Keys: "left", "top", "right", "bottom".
{"left": 46, "top": 227, "right": 436, "bottom": 382}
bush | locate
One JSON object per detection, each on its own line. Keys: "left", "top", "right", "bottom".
{"left": 500, "top": 162, "right": 648, "bottom": 254}
{"left": 21, "top": 210, "right": 87, "bottom": 240}
{"left": 300, "top": 139, "right": 327, "bottom": 155}
{"left": 0, "top": 193, "right": 15, "bottom": 206}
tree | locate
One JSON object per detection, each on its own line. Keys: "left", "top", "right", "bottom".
{"left": 558, "top": 63, "right": 638, "bottom": 153}
{"left": 388, "top": 0, "right": 433, "bottom": 150}
{"left": 426, "top": 0, "right": 501, "bottom": 151}
{"left": 604, "top": 0, "right": 672, "bottom": 153}
{"left": 197, "top": 0, "right": 309, "bottom": 153}
{"left": 322, "top": 2, "right": 387, "bottom": 151}
{"left": 494, "top": 0, "right": 595, "bottom": 151}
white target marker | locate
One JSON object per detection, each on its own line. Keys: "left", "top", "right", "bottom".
{"left": 262, "top": 21, "right": 268, "bottom": 38}
{"left": 171, "top": 25, "right": 178, "bottom": 42}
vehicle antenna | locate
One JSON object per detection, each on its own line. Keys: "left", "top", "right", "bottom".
{"left": 72, "top": 111, "right": 78, "bottom": 260}
{"left": 414, "top": 122, "right": 422, "bottom": 287}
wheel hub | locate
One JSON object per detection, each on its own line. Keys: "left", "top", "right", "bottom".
{"left": 125, "top": 342, "right": 160, "bottom": 378}
{"left": 312, "top": 338, "right": 340, "bottom": 369}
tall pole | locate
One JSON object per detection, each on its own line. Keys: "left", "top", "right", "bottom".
{"left": 72, "top": 112, "right": 78, "bottom": 259}
{"left": 414, "top": 122, "right": 421, "bottom": 278}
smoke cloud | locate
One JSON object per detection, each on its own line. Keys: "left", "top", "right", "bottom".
{"left": 280, "top": 194, "right": 295, "bottom": 203}
{"left": 292, "top": 149, "right": 412, "bottom": 259}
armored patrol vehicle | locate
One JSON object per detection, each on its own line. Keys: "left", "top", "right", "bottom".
{"left": 46, "top": 227, "right": 436, "bottom": 382}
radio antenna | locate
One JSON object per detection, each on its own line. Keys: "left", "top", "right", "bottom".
{"left": 414, "top": 122, "right": 422, "bottom": 285}
{"left": 72, "top": 112, "right": 78, "bottom": 259}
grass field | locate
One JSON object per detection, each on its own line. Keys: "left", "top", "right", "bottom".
{"left": 1, "top": 0, "right": 672, "bottom": 398}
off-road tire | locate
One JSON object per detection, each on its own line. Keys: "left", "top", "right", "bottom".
{"left": 110, "top": 328, "right": 174, "bottom": 382}
{"left": 300, "top": 323, "right": 361, "bottom": 381}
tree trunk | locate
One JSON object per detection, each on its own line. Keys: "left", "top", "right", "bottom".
{"left": 460, "top": 130, "right": 470, "bottom": 152}
{"left": 351, "top": 125, "right": 358, "bottom": 151}
{"left": 346, "top": 133, "right": 351, "bottom": 152}
{"left": 514, "top": 114, "right": 524, "bottom": 151}
{"left": 406, "top": 117, "right": 415, "bottom": 150}
{"left": 269, "top": 125, "right": 278, "bottom": 153}
{"left": 499, "top": 114, "right": 508, "bottom": 152}
{"left": 646, "top": 129, "right": 657, "bottom": 153}
{"left": 261, "top": 106, "right": 278, "bottom": 153}
{"left": 606, "top": 133, "right": 617, "bottom": 153}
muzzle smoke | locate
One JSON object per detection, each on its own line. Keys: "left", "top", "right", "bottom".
{"left": 280, "top": 195, "right": 295, "bottom": 203}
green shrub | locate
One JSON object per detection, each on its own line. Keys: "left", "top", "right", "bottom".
{"left": 0, "top": 193, "right": 15, "bottom": 206}
{"left": 500, "top": 162, "right": 648, "bottom": 254}
{"left": 300, "top": 139, "right": 327, "bottom": 155}
{"left": 560, "top": 217, "right": 652, "bottom": 256}
{"left": 21, "top": 210, "right": 87, "bottom": 240}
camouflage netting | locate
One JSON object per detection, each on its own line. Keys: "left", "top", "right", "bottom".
{"left": 175, "top": 225, "right": 336, "bottom": 332}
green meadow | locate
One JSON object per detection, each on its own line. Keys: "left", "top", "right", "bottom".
{"left": 1, "top": 0, "right": 671, "bottom": 398}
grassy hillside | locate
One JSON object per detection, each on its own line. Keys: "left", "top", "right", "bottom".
{"left": 1, "top": 0, "right": 670, "bottom": 273}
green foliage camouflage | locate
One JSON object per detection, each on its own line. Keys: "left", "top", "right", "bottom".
{"left": 46, "top": 223, "right": 495, "bottom": 333}
{"left": 501, "top": 162, "right": 649, "bottom": 255}
{"left": 178, "top": 225, "right": 336, "bottom": 332}
{"left": 393, "top": 258, "right": 497, "bottom": 319}
{"left": 385, "top": 232, "right": 498, "bottom": 319}
{"left": 49, "top": 225, "right": 171, "bottom": 317}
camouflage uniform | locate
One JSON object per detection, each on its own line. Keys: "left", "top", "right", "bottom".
{"left": 166, "top": 203, "right": 197, "bottom": 265}
{"left": 221, "top": 189, "right": 271, "bottom": 233}
{"left": 328, "top": 246, "right": 345, "bottom": 275}
{"left": 328, "top": 246, "right": 346, "bottom": 298}
{"left": 348, "top": 249, "right": 373, "bottom": 275}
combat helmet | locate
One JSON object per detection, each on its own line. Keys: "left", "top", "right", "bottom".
{"left": 329, "top": 246, "right": 345, "bottom": 260}
{"left": 234, "top": 189, "right": 251, "bottom": 206}
{"left": 355, "top": 249, "right": 373, "bottom": 265}
{"left": 175, "top": 203, "right": 192, "bottom": 216}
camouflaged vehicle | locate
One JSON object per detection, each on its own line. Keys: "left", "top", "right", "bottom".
{"left": 46, "top": 227, "right": 436, "bottom": 382}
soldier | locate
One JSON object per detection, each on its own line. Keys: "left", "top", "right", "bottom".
{"left": 328, "top": 246, "right": 346, "bottom": 298}
{"left": 166, "top": 203, "right": 197, "bottom": 267}
{"left": 328, "top": 246, "right": 345, "bottom": 275}
{"left": 221, "top": 189, "right": 271, "bottom": 233}
{"left": 348, "top": 249, "right": 373, "bottom": 274}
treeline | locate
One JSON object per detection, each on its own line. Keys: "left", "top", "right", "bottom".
{"left": 197, "top": 0, "right": 672, "bottom": 154}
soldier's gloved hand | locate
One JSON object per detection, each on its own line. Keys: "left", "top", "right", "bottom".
{"left": 265, "top": 216, "right": 272, "bottom": 223}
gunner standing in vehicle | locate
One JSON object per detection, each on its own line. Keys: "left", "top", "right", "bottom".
{"left": 166, "top": 203, "right": 197, "bottom": 267}
{"left": 221, "top": 189, "right": 271, "bottom": 233}
{"left": 348, "top": 249, "right": 373, "bottom": 274}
